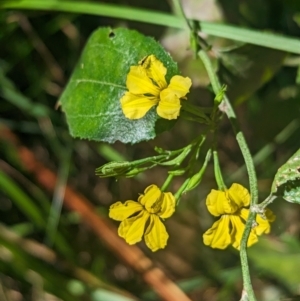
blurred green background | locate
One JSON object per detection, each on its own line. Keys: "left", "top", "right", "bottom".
{"left": 0, "top": 0, "right": 300, "bottom": 300}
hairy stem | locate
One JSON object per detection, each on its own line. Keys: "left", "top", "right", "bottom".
{"left": 198, "top": 49, "right": 258, "bottom": 301}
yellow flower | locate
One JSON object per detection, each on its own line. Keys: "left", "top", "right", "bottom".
{"left": 203, "top": 183, "right": 275, "bottom": 250}
{"left": 109, "top": 185, "right": 175, "bottom": 251}
{"left": 120, "top": 55, "right": 192, "bottom": 120}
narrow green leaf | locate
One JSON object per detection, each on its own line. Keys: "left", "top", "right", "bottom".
{"left": 158, "top": 145, "right": 192, "bottom": 166}
{"left": 59, "top": 27, "right": 178, "bottom": 143}
{"left": 183, "top": 149, "right": 211, "bottom": 193}
{"left": 2, "top": 1, "right": 300, "bottom": 54}
{"left": 271, "top": 149, "right": 300, "bottom": 203}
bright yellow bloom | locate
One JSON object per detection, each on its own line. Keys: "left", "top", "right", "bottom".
{"left": 109, "top": 185, "right": 175, "bottom": 251}
{"left": 120, "top": 55, "right": 192, "bottom": 120}
{"left": 203, "top": 183, "right": 275, "bottom": 250}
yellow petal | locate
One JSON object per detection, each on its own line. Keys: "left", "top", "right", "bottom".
{"left": 126, "top": 65, "right": 160, "bottom": 96}
{"left": 141, "top": 55, "right": 167, "bottom": 90}
{"left": 167, "top": 75, "right": 192, "bottom": 98}
{"left": 239, "top": 208, "right": 250, "bottom": 222}
{"left": 138, "top": 185, "right": 161, "bottom": 211}
{"left": 239, "top": 207, "right": 275, "bottom": 236}
{"left": 206, "top": 189, "right": 239, "bottom": 217}
{"left": 144, "top": 215, "right": 168, "bottom": 251}
{"left": 255, "top": 217, "right": 270, "bottom": 235}
{"left": 157, "top": 89, "right": 181, "bottom": 120}
{"left": 109, "top": 200, "right": 143, "bottom": 221}
{"left": 120, "top": 92, "right": 158, "bottom": 119}
{"left": 203, "top": 216, "right": 232, "bottom": 249}
{"left": 265, "top": 208, "right": 276, "bottom": 222}
{"left": 158, "top": 192, "right": 176, "bottom": 219}
{"left": 118, "top": 211, "right": 149, "bottom": 245}
{"left": 254, "top": 208, "right": 276, "bottom": 235}
{"left": 230, "top": 215, "right": 258, "bottom": 250}
{"left": 227, "top": 183, "right": 250, "bottom": 208}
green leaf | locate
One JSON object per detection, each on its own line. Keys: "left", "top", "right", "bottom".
{"left": 59, "top": 27, "right": 178, "bottom": 144}
{"left": 277, "top": 180, "right": 300, "bottom": 204}
{"left": 271, "top": 149, "right": 300, "bottom": 203}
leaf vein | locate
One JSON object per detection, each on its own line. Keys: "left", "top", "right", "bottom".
{"left": 90, "top": 43, "right": 125, "bottom": 55}
{"left": 68, "top": 112, "right": 121, "bottom": 118}
{"left": 73, "top": 79, "right": 126, "bottom": 89}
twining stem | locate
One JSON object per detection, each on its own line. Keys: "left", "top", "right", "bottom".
{"left": 198, "top": 49, "right": 258, "bottom": 301}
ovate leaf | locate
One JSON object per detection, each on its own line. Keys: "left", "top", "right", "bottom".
{"left": 59, "top": 27, "right": 178, "bottom": 144}
{"left": 271, "top": 149, "right": 300, "bottom": 203}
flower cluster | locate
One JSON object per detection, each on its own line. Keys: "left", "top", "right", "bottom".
{"left": 203, "top": 183, "right": 275, "bottom": 250}
{"left": 109, "top": 185, "right": 175, "bottom": 252}
{"left": 120, "top": 55, "right": 192, "bottom": 120}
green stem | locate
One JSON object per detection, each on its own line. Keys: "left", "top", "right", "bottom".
{"left": 198, "top": 50, "right": 258, "bottom": 203}
{"left": 235, "top": 132, "right": 258, "bottom": 205}
{"left": 174, "top": 178, "right": 190, "bottom": 203}
{"left": 213, "top": 150, "right": 227, "bottom": 191}
{"left": 161, "top": 174, "right": 174, "bottom": 192}
{"left": 198, "top": 49, "right": 257, "bottom": 301}
{"left": 259, "top": 194, "right": 277, "bottom": 209}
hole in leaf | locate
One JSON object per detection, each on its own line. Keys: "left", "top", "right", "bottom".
{"left": 109, "top": 31, "right": 115, "bottom": 38}
{"left": 277, "top": 178, "right": 300, "bottom": 204}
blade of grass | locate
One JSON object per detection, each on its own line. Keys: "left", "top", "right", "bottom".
{"left": 198, "top": 21, "right": 300, "bottom": 55}
{"left": 0, "top": 161, "right": 74, "bottom": 260}
{"left": 0, "top": 170, "right": 45, "bottom": 228}
{"left": 0, "top": 66, "right": 49, "bottom": 118}
{"left": 1, "top": 0, "right": 186, "bottom": 29}
{"left": 2, "top": 0, "right": 300, "bottom": 54}
{"left": 0, "top": 224, "right": 139, "bottom": 300}
{"left": 0, "top": 236, "right": 77, "bottom": 301}
{"left": 45, "top": 148, "right": 71, "bottom": 247}
{"left": 98, "top": 144, "right": 127, "bottom": 161}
